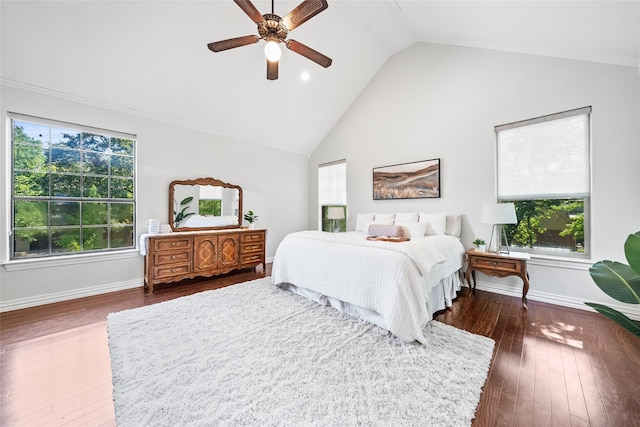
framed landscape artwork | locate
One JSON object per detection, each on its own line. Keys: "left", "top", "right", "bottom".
{"left": 373, "top": 158, "right": 440, "bottom": 200}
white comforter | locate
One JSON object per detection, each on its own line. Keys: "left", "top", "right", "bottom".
{"left": 271, "top": 231, "right": 465, "bottom": 343}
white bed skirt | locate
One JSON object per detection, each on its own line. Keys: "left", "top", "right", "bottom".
{"left": 275, "top": 269, "right": 464, "bottom": 335}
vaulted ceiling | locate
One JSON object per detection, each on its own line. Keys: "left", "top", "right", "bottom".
{"left": 2, "top": 1, "right": 638, "bottom": 155}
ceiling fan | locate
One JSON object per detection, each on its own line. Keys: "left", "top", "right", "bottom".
{"left": 207, "top": 0, "right": 332, "bottom": 80}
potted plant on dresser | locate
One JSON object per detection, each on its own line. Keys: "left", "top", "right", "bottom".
{"left": 244, "top": 210, "right": 259, "bottom": 229}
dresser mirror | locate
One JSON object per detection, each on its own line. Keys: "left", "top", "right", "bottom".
{"left": 169, "top": 177, "right": 243, "bottom": 231}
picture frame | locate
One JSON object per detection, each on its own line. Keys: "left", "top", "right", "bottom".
{"left": 373, "top": 158, "right": 440, "bottom": 200}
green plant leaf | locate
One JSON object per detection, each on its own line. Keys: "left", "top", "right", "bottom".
{"left": 625, "top": 231, "right": 640, "bottom": 275}
{"left": 180, "top": 196, "right": 193, "bottom": 206}
{"left": 585, "top": 303, "right": 640, "bottom": 337}
{"left": 589, "top": 261, "right": 640, "bottom": 304}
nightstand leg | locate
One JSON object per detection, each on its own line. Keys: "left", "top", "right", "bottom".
{"left": 521, "top": 273, "right": 530, "bottom": 310}
{"left": 465, "top": 268, "right": 477, "bottom": 297}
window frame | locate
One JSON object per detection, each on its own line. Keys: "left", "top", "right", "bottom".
{"left": 318, "top": 159, "right": 347, "bottom": 231}
{"left": 8, "top": 113, "right": 137, "bottom": 261}
{"left": 495, "top": 107, "right": 592, "bottom": 258}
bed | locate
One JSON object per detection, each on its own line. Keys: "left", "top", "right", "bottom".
{"left": 271, "top": 213, "right": 466, "bottom": 344}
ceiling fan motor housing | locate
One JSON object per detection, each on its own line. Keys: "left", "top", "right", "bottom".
{"left": 259, "top": 14, "right": 288, "bottom": 43}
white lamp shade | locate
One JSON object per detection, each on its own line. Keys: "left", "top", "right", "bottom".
{"left": 481, "top": 203, "right": 517, "bottom": 224}
{"left": 327, "top": 207, "right": 345, "bottom": 220}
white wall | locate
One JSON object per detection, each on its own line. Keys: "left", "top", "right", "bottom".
{"left": 1, "top": 84, "right": 309, "bottom": 310}
{"left": 310, "top": 42, "right": 640, "bottom": 318}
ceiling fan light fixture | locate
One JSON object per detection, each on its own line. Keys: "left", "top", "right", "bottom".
{"left": 207, "top": 0, "right": 331, "bottom": 80}
{"left": 264, "top": 39, "right": 282, "bottom": 62}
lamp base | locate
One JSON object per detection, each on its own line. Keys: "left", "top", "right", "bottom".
{"left": 488, "top": 224, "right": 511, "bottom": 254}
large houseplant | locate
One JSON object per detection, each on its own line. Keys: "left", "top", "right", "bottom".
{"left": 587, "top": 231, "right": 640, "bottom": 337}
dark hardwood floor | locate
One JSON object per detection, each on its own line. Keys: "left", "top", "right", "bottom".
{"left": 2, "top": 264, "right": 639, "bottom": 426}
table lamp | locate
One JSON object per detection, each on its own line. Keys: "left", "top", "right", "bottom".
{"left": 327, "top": 207, "right": 345, "bottom": 233}
{"left": 481, "top": 202, "right": 517, "bottom": 254}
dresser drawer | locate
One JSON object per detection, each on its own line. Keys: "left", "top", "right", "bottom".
{"left": 154, "top": 251, "right": 191, "bottom": 266}
{"left": 240, "top": 242, "right": 264, "bottom": 254}
{"left": 241, "top": 232, "right": 264, "bottom": 243}
{"left": 471, "top": 256, "right": 522, "bottom": 274}
{"left": 241, "top": 253, "right": 263, "bottom": 265}
{"left": 154, "top": 237, "right": 192, "bottom": 251}
{"left": 153, "top": 263, "right": 191, "bottom": 280}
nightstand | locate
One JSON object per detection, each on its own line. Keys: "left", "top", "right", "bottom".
{"left": 465, "top": 249, "right": 531, "bottom": 309}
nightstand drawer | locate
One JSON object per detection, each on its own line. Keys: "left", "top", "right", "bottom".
{"left": 471, "top": 256, "right": 522, "bottom": 274}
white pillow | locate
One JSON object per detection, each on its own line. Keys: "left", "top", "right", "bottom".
{"left": 394, "top": 212, "right": 419, "bottom": 223}
{"left": 445, "top": 214, "right": 462, "bottom": 238}
{"left": 363, "top": 219, "right": 395, "bottom": 234}
{"left": 374, "top": 213, "right": 395, "bottom": 221}
{"left": 355, "top": 213, "right": 374, "bottom": 232}
{"left": 396, "top": 221, "right": 427, "bottom": 239}
{"left": 419, "top": 212, "right": 447, "bottom": 235}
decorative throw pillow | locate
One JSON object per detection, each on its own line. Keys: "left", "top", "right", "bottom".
{"left": 368, "top": 223, "right": 405, "bottom": 237}
{"left": 363, "top": 219, "right": 395, "bottom": 234}
{"left": 394, "top": 212, "right": 419, "bottom": 223}
{"left": 445, "top": 214, "right": 463, "bottom": 238}
{"left": 419, "top": 212, "right": 447, "bottom": 235}
{"left": 355, "top": 213, "right": 375, "bottom": 232}
{"left": 395, "top": 221, "right": 427, "bottom": 238}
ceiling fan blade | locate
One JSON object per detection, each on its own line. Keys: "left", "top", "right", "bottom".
{"left": 282, "top": 0, "right": 328, "bottom": 31}
{"left": 286, "top": 39, "right": 332, "bottom": 68}
{"left": 267, "top": 59, "right": 278, "bottom": 80}
{"left": 233, "top": 0, "right": 264, "bottom": 24}
{"left": 208, "top": 35, "right": 259, "bottom": 52}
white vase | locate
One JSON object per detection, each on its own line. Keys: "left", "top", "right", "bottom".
{"left": 475, "top": 244, "right": 486, "bottom": 252}
{"left": 248, "top": 223, "right": 255, "bottom": 229}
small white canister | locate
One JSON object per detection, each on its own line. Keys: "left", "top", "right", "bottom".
{"left": 145, "top": 218, "right": 160, "bottom": 234}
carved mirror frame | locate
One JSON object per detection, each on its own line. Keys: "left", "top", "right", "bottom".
{"left": 169, "top": 177, "right": 243, "bottom": 232}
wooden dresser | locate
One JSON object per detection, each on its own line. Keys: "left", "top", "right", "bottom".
{"left": 143, "top": 228, "right": 266, "bottom": 292}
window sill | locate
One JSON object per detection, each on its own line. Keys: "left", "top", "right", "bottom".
{"left": 2, "top": 249, "right": 141, "bottom": 272}
{"left": 528, "top": 253, "right": 593, "bottom": 271}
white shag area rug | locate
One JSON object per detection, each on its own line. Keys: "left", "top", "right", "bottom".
{"left": 108, "top": 277, "right": 494, "bottom": 426}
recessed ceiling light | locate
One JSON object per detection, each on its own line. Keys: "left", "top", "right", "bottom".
{"left": 301, "top": 71, "right": 310, "bottom": 82}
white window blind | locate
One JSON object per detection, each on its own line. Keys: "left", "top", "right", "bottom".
{"left": 318, "top": 160, "right": 346, "bottom": 205}
{"left": 496, "top": 107, "right": 591, "bottom": 200}
{"left": 199, "top": 185, "right": 222, "bottom": 200}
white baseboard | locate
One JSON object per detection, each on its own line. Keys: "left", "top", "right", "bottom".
{"left": 1, "top": 259, "right": 274, "bottom": 313}
{"left": 0, "top": 279, "right": 144, "bottom": 312}
{"left": 472, "top": 280, "right": 640, "bottom": 321}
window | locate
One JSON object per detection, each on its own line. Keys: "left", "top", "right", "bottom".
{"left": 10, "top": 113, "right": 136, "bottom": 259}
{"left": 318, "top": 160, "right": 346, "bottom": 232}
{"left": 496, "top": 107, "right": 591, "bottom": 256}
